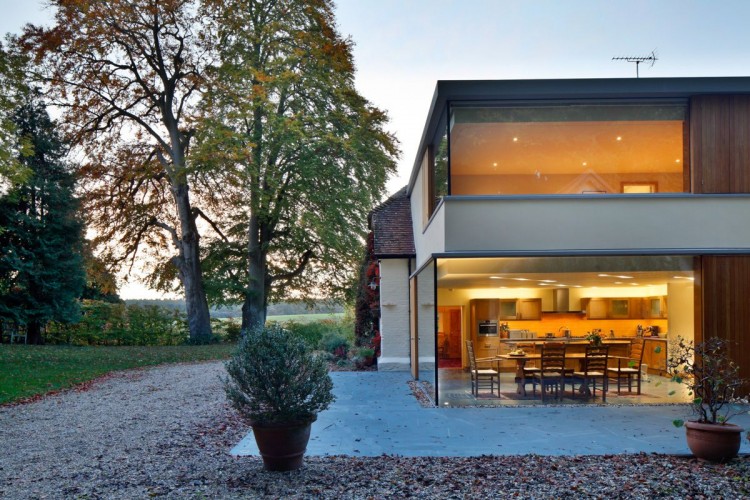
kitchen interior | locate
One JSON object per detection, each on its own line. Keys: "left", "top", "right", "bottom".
{"left": 435, "top": 256, "right": 695, "bottom": 406}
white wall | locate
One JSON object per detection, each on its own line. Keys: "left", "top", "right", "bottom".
{"left": 377, "top": 258, "right": 412, "bottom": 371}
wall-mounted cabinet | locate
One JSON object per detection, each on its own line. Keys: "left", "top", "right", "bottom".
{"left": 585, "top": 297, "right": 646, "bottom": 319}
{"left": 643, "top": 296, "right": 668, "bottom": 319}
{"left": 585, "top": 298, "right": 608, "bottom": 319}
{"left": 471, "top": 299, "right": 499, "bottom": 322}
{"left": 517, "top": 298, "right": 542, "bottom": 320}
{"left": 498, "top": 299, "right": 517, "bottom": 319}
{"left": 470, "top": 297, "right": 542, "bottom": 322}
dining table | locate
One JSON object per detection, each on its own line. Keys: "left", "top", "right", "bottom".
{"left": 495, "top": 353, "right": 633, "bottom": 396}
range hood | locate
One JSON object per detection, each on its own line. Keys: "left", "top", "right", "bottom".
{"left": 544, "top": 288, "right": 583, "bottom": 313}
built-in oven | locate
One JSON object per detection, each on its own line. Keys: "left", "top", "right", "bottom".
{"left": 478, "top": 320, "right": 498, "bottom": 336}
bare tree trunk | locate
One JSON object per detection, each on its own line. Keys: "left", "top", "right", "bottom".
{"left": 241, "top": 213, "right": 267, "bottom": 331}
{"left": 172, "top": 182, "right": 213, "bottom": 343}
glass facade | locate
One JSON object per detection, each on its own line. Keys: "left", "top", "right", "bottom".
{"left": 434, "top": 255, "right": 696, "bottom": 406}
{"left": 448, "top": 103, "right": 687, "bottom": 196}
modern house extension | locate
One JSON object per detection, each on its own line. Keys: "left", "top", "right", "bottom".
{"left": 371, "top": 77, "right": 750, "bottom": 406}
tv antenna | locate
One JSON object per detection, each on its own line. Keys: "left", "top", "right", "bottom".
{"left": 612, "top": 50, "right": 658, "bottom": 78}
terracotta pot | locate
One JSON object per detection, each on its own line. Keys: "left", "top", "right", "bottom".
{"left": 251, "top": 420, "right": 313, "bottom": 471}
{"left": 684, "top": 421, "right": 744, "bottom": 463}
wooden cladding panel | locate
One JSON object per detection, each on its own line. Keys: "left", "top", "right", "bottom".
{"left": 730, "top": 95, "right": 750, "bottom": 192}
{"left": 701, "top": 256, "right": 750, "bottom": 391}
{"left": 690, "top": 95, "right": 750, "bottom": 193}
{"left": 690, "top": 96, "right": 731, "bottom": 193}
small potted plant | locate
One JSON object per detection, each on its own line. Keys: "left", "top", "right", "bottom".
{"left": 224, "top": 324, "right": 335, "bottom": 471}
{"left": 586, "top": 330, "right": 603, "bottom": 346}
{"left": 667, "top": 335, "right": 748, "bottom": 462}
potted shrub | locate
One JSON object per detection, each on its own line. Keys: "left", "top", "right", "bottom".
{"left": 224, "top": 324, "right": 335, "bottom": 471}
{"left": 667, "top": 335, "right": 748, "bottom": 462}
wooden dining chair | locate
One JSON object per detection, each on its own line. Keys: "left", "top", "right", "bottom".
{"left": 466, "top": 340, "right": 499, "bottom": 397}
{"left": 607, "top": 339, "right": 645, "bottom": 394}
{"left": 532, "top": 343, "right": 566, "bottom": 401}
{"left": 520, "top": 343, "right": 540, "bottom": 396}
{"left": 572, "top": 345, "right": 609, "bottom": 401}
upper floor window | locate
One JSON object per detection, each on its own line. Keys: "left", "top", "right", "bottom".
{"left": 449, "top": 103, "right": 687, "bottom": 196}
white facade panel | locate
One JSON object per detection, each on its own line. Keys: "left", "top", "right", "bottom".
{"left": 411, "top": 162, "right": 447, "bottom": 269}
{"left": 442, "top": 196, "right": 750, "bottom": 254}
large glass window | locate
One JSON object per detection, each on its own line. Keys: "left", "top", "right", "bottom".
{"left": 450, "top": 104, "right": 687, "bottom": 196}
{"left": 434, "top": 255, "right": 696, "bottom": 407}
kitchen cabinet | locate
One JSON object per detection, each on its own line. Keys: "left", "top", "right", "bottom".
{"left": 585, "top": 297, "right": 643, "bottom": 319}
{"left": 471, "top": 299, "right": 499, "bottom": 322}
{"left": 470, "top": 299, "right": 500, "bottom": 339}
{"left": 498, "top": 299, "right": 517, "bottom": 319}
{"left": 474, "top": 337, "right": 499, "bottom": 360}
{"left": 471, "top": 298, "right": 541, "bottom": 323}
{"left": 609, "top": 299, "right": 630, "bottom": 318}
{"left": 586, "top": 298, "right": 608, "bottom": 319}
{"left": 643, "top": 296, "right": 668, "bottom": 319}
{"left": 517, "top": 298, "right": 542, "bottom": 320}
{"left": 642, "top": 338, "right": 668, "bottom": 375}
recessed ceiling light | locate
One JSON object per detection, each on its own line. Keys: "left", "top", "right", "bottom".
{"left": 513, "top": 137, "right": 518, "bottom": 142}
{"left": 493, "top": 162, "right": 498, "bottom": 167}
{"left": 539, "top": 280, "right": 557, "bottom": 283}
{"left": 582, "top": 161, "right": 588, "bottom": 166}
{"left": 616, "top": 136, "right": 622, "bottom": 141}
{"left": 598, "top": 273, "right": 610, "bottom": 277}
{"left": 539, "top": 283, "right": 550, "bottom": 286}
{"left": 614, "top": 281, "right": 622, "bottom": 284}
{"left": 629, "top": 283, "right": 640, "bottom": 286}
{"left": 616, "top": 275, "right": 633, "bottom": 279}
{"left": 513, "top": 278, "right": 530, "bottom": 281}
{"left": 573, "top": 285, "right": 582, "bottom": 288}
{"left": 489, "top": 276, "right": 502, "bottom": 280}
{"left": 675, "top": 159, "right": 681, "bottom": 163}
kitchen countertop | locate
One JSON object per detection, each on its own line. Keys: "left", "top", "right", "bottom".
{"left": 498, "top": 337, "right": 664, "bottom": 344}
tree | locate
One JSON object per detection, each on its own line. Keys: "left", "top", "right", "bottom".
{"left": 0, "top": 98, "right": 85, "bottom": 344}
{"left": 22, "top": 0, "right": 215, "bottom": 342}
{"left": 0, "top": 42, "right": 31, "bottom": 192}
{"left": 197, "top": 0, "right": 399, "bottom": 329}
{"left": 81, "top": 240, "right": 121, "bottom": 303}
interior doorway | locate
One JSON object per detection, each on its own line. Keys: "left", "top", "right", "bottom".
{"left": 437, "top": 306, "right": 463, "bottom": 368}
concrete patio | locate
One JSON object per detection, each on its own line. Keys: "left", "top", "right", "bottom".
{"left": 232, "top": 371, "right": 750, "bottom": 457}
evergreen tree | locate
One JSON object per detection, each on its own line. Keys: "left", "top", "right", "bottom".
{"left": 0, "top": 99, "right": 85, "bottom": 344}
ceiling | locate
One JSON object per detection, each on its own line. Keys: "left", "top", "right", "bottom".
{"left": 436, "top": 257, "right": 695, "bottom": 289}
{"left": 450, "top": 120, "right": 684, "bottom": 176}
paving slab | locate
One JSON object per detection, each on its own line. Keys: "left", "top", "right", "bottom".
{"left": 231, "top": 371, "right": 750, "bottom": 457}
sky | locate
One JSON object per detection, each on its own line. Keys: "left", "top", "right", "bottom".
{"left": 3, "top": 0, "right": 750, "bottom": 298}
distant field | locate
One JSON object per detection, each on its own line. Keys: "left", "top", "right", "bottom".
{"left": 268, "top": 313, "right": 344, "bottom": 324}
{"left": 217, "top": 312, "right": 345, "bottom": 324}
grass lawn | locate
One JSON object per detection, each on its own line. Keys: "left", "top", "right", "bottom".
{"left": 0, "top": 343, "right": 236, "bottom": 405}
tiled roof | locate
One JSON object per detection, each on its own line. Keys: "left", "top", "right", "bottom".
{"left": 369, "top": 186, "right": 415, "bottom": 258}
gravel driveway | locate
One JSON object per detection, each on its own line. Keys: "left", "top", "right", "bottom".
{"left": 1, "top": 361, "right": 748, "bottom": 499}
